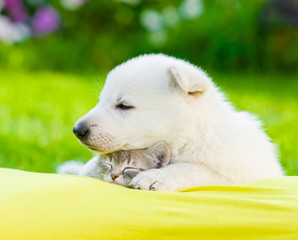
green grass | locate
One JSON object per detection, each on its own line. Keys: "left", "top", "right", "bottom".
{"left": 0, "top": 70, "right": 297, "bottom": 175}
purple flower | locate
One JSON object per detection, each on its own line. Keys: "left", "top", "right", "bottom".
{"left": 5, "top": 0, "right": 28, "bottom": 22}
{"left": 32, "top": 5, "right": 61, "bottom": 36}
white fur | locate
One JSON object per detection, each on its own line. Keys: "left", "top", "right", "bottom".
{"left": 73, "top": 54, "right": 284, "bottom": 191}
{"left": 57, "top": 157, "right": 102, "bottom": 178}
{"left": 56, "top": 160, "right": 84, "bottom": 175}
{"left": 78, "top": 156, "right": 101, "bottom": 178}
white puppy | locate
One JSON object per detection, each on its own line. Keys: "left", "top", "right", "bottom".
{"left": 72, "top": 54, "right": 283, "bottom": 191}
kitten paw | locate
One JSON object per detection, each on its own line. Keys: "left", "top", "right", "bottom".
{"left": 130, "top": 169, "right": 174, "bottom": 191}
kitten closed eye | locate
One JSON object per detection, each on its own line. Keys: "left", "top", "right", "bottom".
{"left": 100, "top": 162, "right": 112, "bottom": 172}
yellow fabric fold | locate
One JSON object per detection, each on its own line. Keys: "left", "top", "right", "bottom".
{"left": 0, "top": 168, "right": 297, "bottom": 240}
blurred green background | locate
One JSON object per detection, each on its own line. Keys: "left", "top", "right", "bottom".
{"left": 0, "top": 0, "right": 297, "bottom": 175}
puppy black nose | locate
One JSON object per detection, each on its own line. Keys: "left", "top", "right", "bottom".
{"left": 73, "top": 123, "right": 89, "bottom": 139}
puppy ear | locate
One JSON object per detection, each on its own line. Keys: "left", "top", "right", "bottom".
{"left": 146, "top": 142, "right": 170, "bottom": 168}
{"left": 168, "top": 66, "right": 209, "bottom": 96}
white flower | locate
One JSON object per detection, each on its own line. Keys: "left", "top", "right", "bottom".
{"left": 0, "top": 15, "right": 31, "bottom": 45}
{"left": 140, "top": 9, "right": 164, "bottom": 32}
{"left": 60, "top": 0, "right": 86, "bottom": 11}
{"left": 179, "top": 0, "right": 204, "bottom": 20}
{"left": 162, "top": 6, "right": 180, "bottom": 28}
{"left": 148, "top": 31, "right": 167, "bottom": 47}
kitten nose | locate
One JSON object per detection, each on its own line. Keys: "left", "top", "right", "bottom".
{"left": 111, "top": 173, "right": 120, "bottom": 181}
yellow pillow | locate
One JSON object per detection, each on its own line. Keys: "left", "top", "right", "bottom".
{"left": 0, "top": 168, "right": 297, "bottom": 240}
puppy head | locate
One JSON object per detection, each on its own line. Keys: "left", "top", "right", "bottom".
{"left": 73, "top": 54, "right": 212, "bottom": 153}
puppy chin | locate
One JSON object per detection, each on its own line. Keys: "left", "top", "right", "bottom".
{"left": 86, "top": 144, "right": 129, "bottom": 154}
{"left": 89, "top": 148, "right": 113, "bottom": 154}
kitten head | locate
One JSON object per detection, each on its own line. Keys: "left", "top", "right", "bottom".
{"left": 99, "top": 142, "right": 170, "bottom": 187}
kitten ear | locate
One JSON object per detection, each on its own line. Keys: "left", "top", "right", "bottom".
{"left": 146, "top": 142, "right": 170, "bottom": 168}
{"left": 168, "top": 65, "right": 210, "bottom": 96}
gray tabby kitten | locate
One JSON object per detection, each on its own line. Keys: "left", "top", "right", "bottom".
{"left": 79, "top": 142, "right": 170, "bottom": 187}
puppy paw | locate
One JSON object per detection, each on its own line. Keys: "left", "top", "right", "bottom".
{"left": 130, "top": 169, "right": 174, "bottom": 192}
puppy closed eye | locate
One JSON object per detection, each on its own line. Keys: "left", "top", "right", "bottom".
{"left": 116, "top": 103, "right": 135, "bottom": 110}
